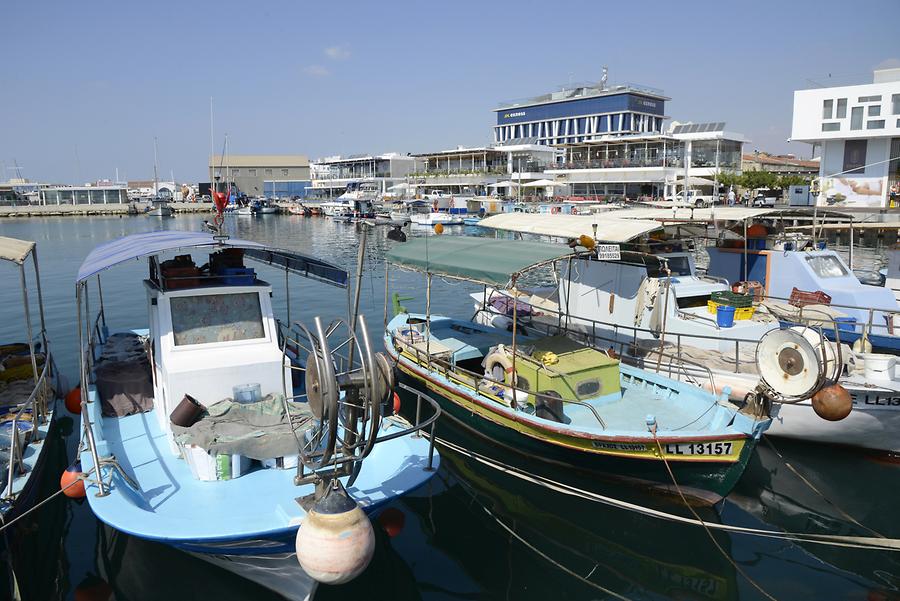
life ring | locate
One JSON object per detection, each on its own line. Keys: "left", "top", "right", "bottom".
{"left": 551, "top": 206, "right": 561, "bottom": 214}
{"left": 483, "top": 347, "right": 524, "bottom": 408}
{"left": 571, "top": 206, "right": 578, "bottom": 215}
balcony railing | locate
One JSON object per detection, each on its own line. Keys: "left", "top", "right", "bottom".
{"left": 551, "top": 157, "right": 683, "bottom": 170}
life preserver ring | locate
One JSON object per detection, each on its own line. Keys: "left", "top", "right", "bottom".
{"left": 551, "top": 206, "right": 561, "bottom": 214}
{"left": 484, "top": 346, "right": 519, "bottom": 408}
{"left": 571, "top": 206, "right": 578, "bottom": 215}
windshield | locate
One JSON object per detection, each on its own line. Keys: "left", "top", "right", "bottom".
{"left": 171, "top": 292, "right": 265, "bottom": 346}
{"left": 806, "top": 255, "right": 848, "bottom": 278}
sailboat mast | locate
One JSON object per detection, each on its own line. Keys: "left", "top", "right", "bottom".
{"left": 153, "top": 137, "right": 160, "bottom": 197}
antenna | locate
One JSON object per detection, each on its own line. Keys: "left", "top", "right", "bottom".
{"left": 600, "top": 66, "right": 608, "bottom": 90}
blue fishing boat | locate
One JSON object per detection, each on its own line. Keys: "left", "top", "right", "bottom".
{"left": 74, "top": 230, "right": 440, "bottom": 600}
{"left": 0, "top": 237, "right": 61, "bottom": 585}
{"left": 383, "top": 236, "right": 780, "bottom": 502}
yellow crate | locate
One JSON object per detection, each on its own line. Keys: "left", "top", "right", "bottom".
{"left": 707, "top": 301, "right": 755, "bottom": 320}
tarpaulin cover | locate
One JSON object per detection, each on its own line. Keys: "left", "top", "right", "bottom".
{"left": 0, "top": 236, "right": 35, "bottom": 265}
{"left": 386, "top": 236, "right": 574, "bottom": 287}
{"left": 76, "top": 230, "right": 347, "bottom": 288}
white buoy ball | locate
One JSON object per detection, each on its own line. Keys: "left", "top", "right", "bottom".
{"left": 296, "top": 486, "right": 375, "bottom": 584}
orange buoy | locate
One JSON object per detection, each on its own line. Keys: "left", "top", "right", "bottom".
{"left": 377, "top": 507, "right": 406, "bottom": 537}
{"left": 61, "top": 462, "right": 86, "bottom": 499}
{"left": 73, "top": 575, "right": 113, "bottom": 601}
{"left": 392, "top": 392, "right": 401, "bottom": 415}
{"left": 578, "top": 234, "right": 596, "bottom": 250}
{"left": 433, "top": 223, "right": 444, "bottom": 235}
{"left": 65, "top": 386, "right": 82, "bottom": 414}
{"left": 811, "top": 383, "right": 852, "bottom": 421}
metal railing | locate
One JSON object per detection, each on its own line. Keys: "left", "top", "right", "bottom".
{"left": 391, "top": 330, "right": 617, "bottom": 429}
{"left": 2, "top": 357, "right": 51, "bottom": 501}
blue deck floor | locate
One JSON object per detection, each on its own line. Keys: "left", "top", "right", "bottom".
{"left": 81, "top": 392, "right": 437, "bottom": 544}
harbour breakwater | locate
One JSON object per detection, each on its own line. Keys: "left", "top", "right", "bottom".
{"left": 0, "top": 202, "right": 215, "bottom": 217}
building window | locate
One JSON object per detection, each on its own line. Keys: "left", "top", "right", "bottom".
{"left": 248, "top": 168, "right": 257, "bottom": 176}
{"left": 822, "top": 122, "right": 840, "bottom": 132}
{"left": 867, "top": 120, "right": 885, "bottom": 130}
{"left": 836, "top": 98, "right": 847, "bottom": 118}
{"left": 893, "top": 94, "right": 900, "bottom": 115}
{"left": 265, "top": 168, "right": 273, "bottom": 176}
{"left": 822, "top": 99, "right": 833, "bottom": 119}
{"left": 232, "top": 169, "right": 240, "bottom": 176}
{"left": 858, "top": 95, "right": 882, "bottom": 103}
{"left": 281, "top": 169, "right": 289, "bottom": 176}
{"left": 868, "top": 105, "right": 881, "bottom": 117}
{"left": 843, "top": 140, "right": 867, "bottom": 174}
{"left": 851, "top": 107, "right": 864, "bottom": 130}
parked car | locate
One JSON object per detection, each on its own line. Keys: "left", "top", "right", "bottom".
{"left": 665, "top": 189, "right": 714, "bottom": 206}
{"left": 752, "top": 193, "right": 776, "bottom": 207}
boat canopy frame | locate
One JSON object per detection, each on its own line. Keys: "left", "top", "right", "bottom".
{"left": 73, "top": 231, "right": 350, "bottom": 496}
{"left": 0, "top": 236, "right": 52, "bottom": 500}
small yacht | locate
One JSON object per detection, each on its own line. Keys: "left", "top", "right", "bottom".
{"left": 74, "top": 230, "right": 440, "bottom": 600}
{"left": 146, "top": 198, "right": 175, "bottom": 217}
{"left": 322, "top": 182, "right": 379, "bottom": 218}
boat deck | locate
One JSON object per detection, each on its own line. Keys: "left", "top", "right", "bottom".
{"left": 81, "top": 388, "right": 437, "bottom": 545}
{"left": 392, "top": 315, "right": 742, "bottom": 438}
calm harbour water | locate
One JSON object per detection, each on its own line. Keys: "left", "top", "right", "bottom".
{"left": 0, "top": 214, "right": 898, "bottom": 601}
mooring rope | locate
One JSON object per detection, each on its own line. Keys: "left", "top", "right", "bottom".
{"left": 651, "top": 435, "right": 778, "bottom": 601}
{"left": 762, "top": 436, "right": 884, "bottom": 539}
{"left": 430, "top": 434, "right": 900, "bottom": 552}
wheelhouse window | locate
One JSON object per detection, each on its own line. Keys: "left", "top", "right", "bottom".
{"left": 806, "top": 255, "right": 848, "bottom": 278}
{"left": 170, "top": 292, "right": 265, "bottom": 346}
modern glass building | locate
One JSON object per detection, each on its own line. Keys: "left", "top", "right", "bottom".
{"left": 494, "top": 80, "right": 669, "bottom": 146}
{"left": 40, "top": 185, "right": 128, "bottom": 205}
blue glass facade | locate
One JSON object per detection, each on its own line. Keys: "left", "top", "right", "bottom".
{"left": 496, "top": 93, "right": 664, "bottom": 126}
{"left": 264, "top": 180, "right": 311, "bottom": 198}
{"left": 494, "top": 90, "right": 667, "bottom": 146}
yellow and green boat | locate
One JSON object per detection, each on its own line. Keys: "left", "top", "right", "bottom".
{"left": 384, "top": 236, "right": 772, "bottom": 502}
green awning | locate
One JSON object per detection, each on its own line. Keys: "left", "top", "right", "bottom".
{"left": 386, "top": 236, "right": 575, "bottom": 287}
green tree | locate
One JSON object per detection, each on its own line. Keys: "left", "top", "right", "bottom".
{"left": 776, "top": 174, "right": 811, "bottom": 189}
{"left": 740, "top": 170, "right": 778, "bottom": 191}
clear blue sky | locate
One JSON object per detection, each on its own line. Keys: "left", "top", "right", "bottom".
{"left": 2, "top": 0, "right": 898, "bottom": 184}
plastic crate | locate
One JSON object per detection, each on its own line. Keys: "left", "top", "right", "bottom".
{"left": 707, "top": 301, "right": 755, "bottom": 320}
{"left": 732, "top": 280, "right": 764, "bottom": 302}
{"left": 710, "top": 290, "right": 753, "bottom": 308}
{"left": 219, "top": 267, "right": 256, "bottom": 286}
{"left": 789, "top": 287, "right": 832, "bottom": 307}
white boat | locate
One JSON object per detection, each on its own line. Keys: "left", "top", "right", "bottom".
{"left": 74, "top": 231, "right": 441, "bottom": 600}
{"left": 234, "top": 203, "right": 255, "bottom": 216}
{"left": 257, "top": 198, "right": 279, "bottom": 214}
{"left": 472, "top": 212, "right": 900, "bottom": 452}
{"left": 409, "top": 210, "right": 464, "bottom": 227}
{"left": 146, "top": 199, "right": 175, "bottom": 217}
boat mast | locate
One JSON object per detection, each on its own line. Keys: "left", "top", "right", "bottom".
{"left": 153, "top": 137, "right": 159, "bottom": 198}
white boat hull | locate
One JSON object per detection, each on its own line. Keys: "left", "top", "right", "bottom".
{"left": 147, "top": 208, "right": 174, "bottom": 217}
{"left": 190, "top": 551, "right": 314, "bottom": 601}
{"left": 410, "top": 213, "right": 463, "bottom": 227}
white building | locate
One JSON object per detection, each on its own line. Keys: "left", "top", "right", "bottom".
{"left": 546, "top": 123, "right": 745, "bottom": 200}
{"left": 408, "top": 144, "right": 560, "bottom": 197}
{"left": 309, "top": 153, "right": 417, "bottom": 199}
{"left": 790, "top": 67, "right": 900, "bottom": 208}
{"left": 40, "top": 183, "right": 129, "bottom": 205}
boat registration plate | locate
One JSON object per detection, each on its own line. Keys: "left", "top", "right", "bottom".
{"left": 664, "top": 442, "right": 733, "bottom": 456}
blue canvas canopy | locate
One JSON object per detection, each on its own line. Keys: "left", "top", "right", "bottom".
{"left": 76, "top": 231, "right": 347, "bottom": 288}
